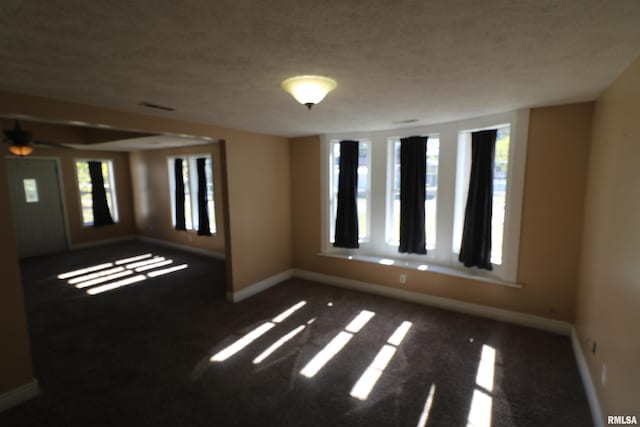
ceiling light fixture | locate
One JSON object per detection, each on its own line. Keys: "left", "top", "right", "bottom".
{"left": 3, "top": 121, "right": 34, "bottom": 156}
{"left": 281, "top": 75, "right": 337, "bottom": 110}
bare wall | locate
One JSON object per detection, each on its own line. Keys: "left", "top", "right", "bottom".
{"left": 129, "top": 143, "right": 225, "bottom": 256}
{"left": 576, "top": 57, "right": 640, "bottom": 420}
{"left": 0, "top": 156, "right": 34, "bottom": 395}
{"left": 290, "top": 103, "right": 593, "bottom": 322}
{"left": 224, "top": 135, "right": 292, "bottom": 290}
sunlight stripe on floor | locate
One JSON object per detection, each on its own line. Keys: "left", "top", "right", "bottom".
{"left": 86, "top": 275, "right": 147, "bottom": 295}
{"left": 210, "top": 322, "right": 276, "bottom": 362}
{"left": 146, "top": 264, "right": 188, "bottom": 277}
{"left": 350, "top": 321, "right": 412, "bottom": 400}
{"left": 74, "top": 270, "right": 134, "bottom": 289}
{"left": 252, "top": 325, "right": 306, "bottom": 364}
{"left": 57, "top": 263, "right": 113, "bottom": 279}
{"left": 125, "top": 257, "right": 166, "bottom": 269}
{"left": 114, "top": 254, "right": 152, "bottom": 265}
{"left": 134, "top": 259, "right": 174, "bottom": 272}
{"left": 210, "top": 301, "right": 309, "bottom": 363}
{"left": 67, "top": 267, "right": 125, "bottom": 284}
{"left": 416, "top": 384, "right": 436, "bottom": 427}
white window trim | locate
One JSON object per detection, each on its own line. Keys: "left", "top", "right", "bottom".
{"left": 74, "top": 158, "right": 119, "bottom": 226}
{"left": 167, "top": 153, "right": 216, "bottom": 235}
{"left": 321, "top": 109, "right": 529, "bottom": 284}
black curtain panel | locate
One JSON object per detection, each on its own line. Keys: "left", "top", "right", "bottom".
{"left": 196, "top": 158, "right": 212, "bottom": 236}
{"left": 459, "top": 129, "right": 497, "bottom": 270}
{"left": 334, "top": 140, "right": 359, "bottom": 248}
{"left": 88, "top": 161, "right": 114, "bottom": 227}
{"left": 174, "top": 158, "right": 187, "bottom": 231}
{"left": 399, "top": 136, "right": 428, "bottom": 254}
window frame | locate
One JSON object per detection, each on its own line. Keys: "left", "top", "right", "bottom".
{"left": 167, "top": 154, "right": 216, "bottom": 235}
{"left": 74, "top": 158, "right": 119, "bottom": 227}
{"left": 321, "top": 110, "right": 529, "bottom": 283}
{"left": 328, "top": 139, "right": 372, "bottom": 246}
{"left": 385, "top": 134, "right": 441, "bottom": 252}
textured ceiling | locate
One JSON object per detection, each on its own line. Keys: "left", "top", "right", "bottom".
{"left": 1, "top": 1, "right": 639, "bottom": 137}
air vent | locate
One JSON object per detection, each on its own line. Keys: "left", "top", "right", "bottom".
{"left": 138, "top": 101, "right": 175, "bottom": 112}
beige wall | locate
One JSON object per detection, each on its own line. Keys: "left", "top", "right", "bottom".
{"left": 129, "top": 143, "right": 226, "bottom": 256}
{"left": 0, "top": 91, "right": 293, "bottom": 396}
{"left": 224, "top": 135, "right": 292, "bottom": 290}
{"left": 291, "top": 103, "right": 593, "bottom": 322}
{"left": 576, "top": 58, "right": 640, "bottom": 420}
{"left": 0, "top": 156, "right": 35, "bottom": 395}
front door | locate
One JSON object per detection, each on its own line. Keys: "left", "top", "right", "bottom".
{"left": 5, "top": 157, "right": 67, "bottom": 258}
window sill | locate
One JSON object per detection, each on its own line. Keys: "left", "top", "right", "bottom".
{"left": 317, "top": 252, "right": 522, "bottom": 289}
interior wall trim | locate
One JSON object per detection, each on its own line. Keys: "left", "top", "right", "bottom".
{"left": 292, "top": 269, "right": 572, "bottom": 335}
{"left": 571, "top": 328, "right": 604, "bottom": 427}
{"left": 0, "top": 380, "right": 39, "bottom": 413}
{"left": 227, "top": 269, "right": 294, "bottom": 303}
{"left": 136, "top": 236, "right": 225, "bottom": 259}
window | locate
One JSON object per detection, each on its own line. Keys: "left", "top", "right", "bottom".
{"left": 23, "top": 178, "right": 39, "bottom": 203}
{"left": 168, "top": 155, "right": 216, "bottom": 234}
{"left": 322, "top": 110, "right": 529, "bottom": 283}
{"left": 386, "top": 136, "right": 439, "bottom": 250}
{"left": 75, "top": 160, "right": 118, "bottom": 226}
{"left": 328, "top": 140, "right": 370, "bottom": 243}
{"left": 453, "top": 126, "right": 510, "bottom": 265}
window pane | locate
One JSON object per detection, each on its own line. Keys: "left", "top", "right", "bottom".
{"left": 390, "top": 141, "right": 401, "bottom": 245}
{"left": 357, "top": 143, "right": 369, "bottom": 240}
{"left": 491, "top": 128, "right": 510, "bottom": 265}
{"left": 426, "top": 138, "right": 439, "bottom": 250}
{"left": 81, "top": 194, "right": 93, "bottom": 225}
{"left": 329, "top": 143, "right": 340, "bottom": 242}
{"left": 183, "top": 160, "right": 192, "bottom": 230}
{"left": 23, "top": 178, "right": 39, "bottom": 203}
{"left": 206, "top": 157, "right": 216, "bottom": 233}
{"left": 76, "top": 161, "right": 93, "bottom": 225}
{"left": 329, "top": 141, "right": 369, "bottom": 243}
{"left": 389, "top": 137, "right": 438, "bottom": 250}
{"left": 76, "top": 160, "right": 118, "bottom": 226}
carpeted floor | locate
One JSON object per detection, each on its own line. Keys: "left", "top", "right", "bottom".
{"left": 0, "top": 241, "right": 592, "bottom": 426}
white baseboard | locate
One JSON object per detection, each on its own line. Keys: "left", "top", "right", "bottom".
{"left": 293, "top": 269, "right": 572, "bottom": 336}
{"left": 571, "top": 328, "right": 604, "bottom": 427}
{"left": 69, "top": 235, "right": 135, "bottom": 250}
{"left": 0, "top": 380, "right": 39, "bottom": 413}
{"left": 136, "top": 236, "right": 225, "bottom": 260}
{"left": 227, "top": 269, "right": 294, "bottom": 303}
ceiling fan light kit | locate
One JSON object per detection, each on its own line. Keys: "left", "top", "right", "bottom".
{"left": 3, "top": 120, "right": 34, "bottom": 156}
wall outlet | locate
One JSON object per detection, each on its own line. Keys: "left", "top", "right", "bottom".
{"left": 592, "top": 341, "right": 597, "bottom": 354}
{"left": 399, "top": 274, "right": 407, "bottom": 285}
{"left": 601, "top": 364, "right": 607, "bottom": 386}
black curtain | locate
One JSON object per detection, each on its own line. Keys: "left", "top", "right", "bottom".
{"left": 333, "top": 140, "right": 359, "bottom": 248}
{"left": 174, "top": 158, "right": 186, "bottom": 231}
{"left": 399, "top": 136, "right": 428, "bottom": 254}
{"left": 196, "top": 158, "right": 212, "bottom": 236}
{"left": 88, "top": 161, "right": 114, "bottom": 227}
{"left": 459, "top": 129, "right": 497, "bottom": 270}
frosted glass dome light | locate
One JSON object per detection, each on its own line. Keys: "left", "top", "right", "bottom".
{"left": 281, "top": 75, "right": 337, "bottom": 109}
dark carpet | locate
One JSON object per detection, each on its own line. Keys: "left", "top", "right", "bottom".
{"left": 0, "top": 241, "right": 592, "bottom": 426}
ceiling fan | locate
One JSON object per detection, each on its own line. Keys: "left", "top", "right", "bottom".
{"left": 2, "top": 120, "right": 73, "bottom": 156}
